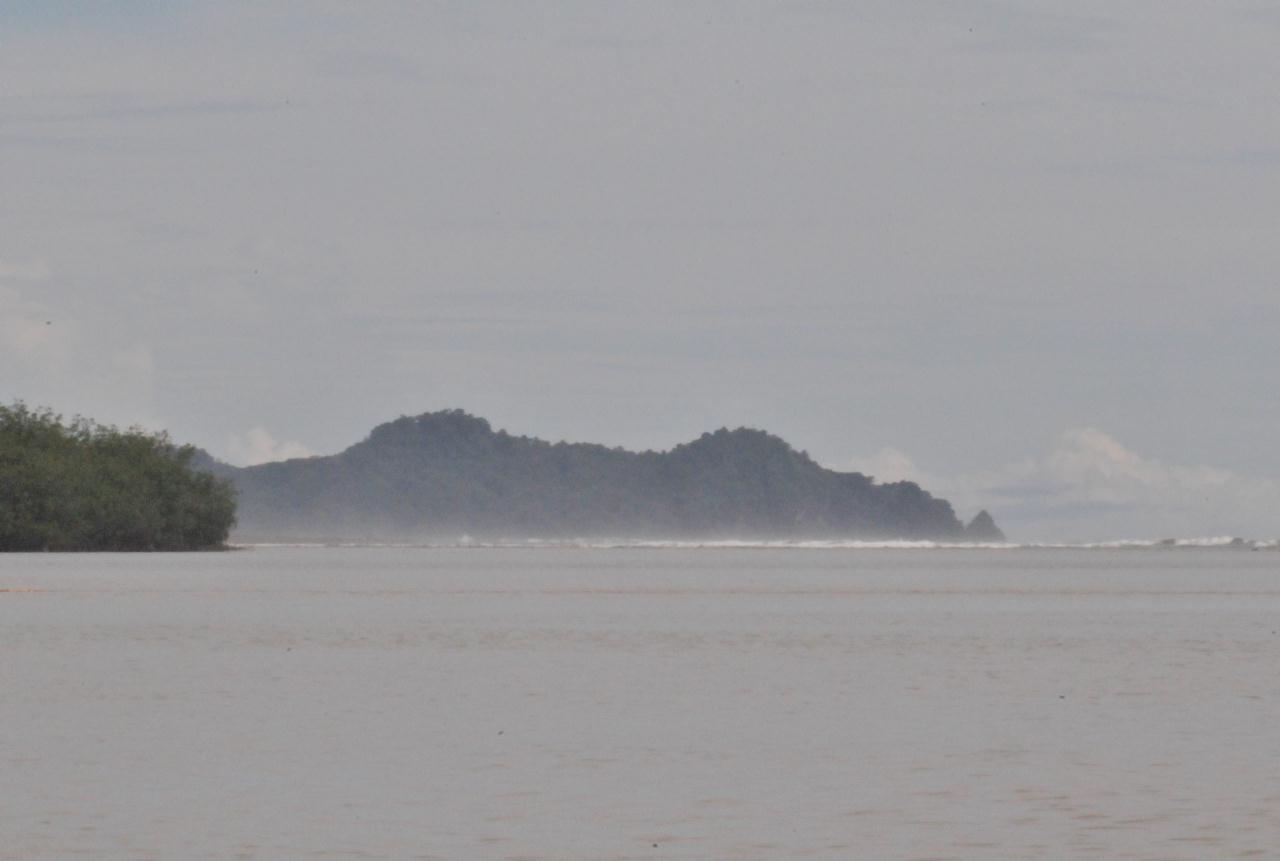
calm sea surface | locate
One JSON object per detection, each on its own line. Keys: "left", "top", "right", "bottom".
{"left": 2, "top": 547, "right": 1278, "bottom": 860}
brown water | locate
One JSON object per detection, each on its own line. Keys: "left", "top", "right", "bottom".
{"left": 2, "top": 547, "right": 1278, "bottom": 859}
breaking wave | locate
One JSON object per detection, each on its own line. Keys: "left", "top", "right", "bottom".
{"left": 235, "top": 536, "right": 1280, "bottom": 551}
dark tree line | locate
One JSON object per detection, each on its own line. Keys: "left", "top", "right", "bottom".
{"left": 0, "top": 403, "right": 236, "bottom": 551}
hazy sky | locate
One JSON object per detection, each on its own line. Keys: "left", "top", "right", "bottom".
{"left": 4, "top": 2, "right": 1279, "bottom": 541}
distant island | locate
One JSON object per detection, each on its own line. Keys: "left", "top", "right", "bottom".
{"left": 0, "top": 403, "right": 236, "bottom": 552}
{"left": 203, "top": 409, "right": 1003, "bottom": 543}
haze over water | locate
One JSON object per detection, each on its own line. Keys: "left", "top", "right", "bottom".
{"left": 4, "top": 546, "right": 1277, "bottom": 859}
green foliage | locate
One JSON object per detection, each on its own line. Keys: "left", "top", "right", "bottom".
{"left": 0, "top": 402, "right": 236, "bottom": 551}
{"left": 229, "top": 409, "right": 970, "bottom": 541}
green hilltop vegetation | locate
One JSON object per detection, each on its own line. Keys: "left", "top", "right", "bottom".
{"left": 216, "top": 409, "right": 1002, "bottom": 542}
{"left": 0, "top": 403, "right": 236, "bottom": 552}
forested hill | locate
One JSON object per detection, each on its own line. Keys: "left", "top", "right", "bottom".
{"left": 218, "top": 410, "right": 999, "bottom": 542}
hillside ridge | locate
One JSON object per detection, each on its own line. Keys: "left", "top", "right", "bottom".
{"left": 213, "top": 409, "right": 994, "bottom": 542}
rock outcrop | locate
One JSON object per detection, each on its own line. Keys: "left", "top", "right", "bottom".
{"left": 964, "top": 509, "right": 1006, "bottom": 542}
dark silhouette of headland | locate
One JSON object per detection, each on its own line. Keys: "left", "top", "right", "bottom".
{"left": 203, "top": 409, "right": 1002, "bottom": 543}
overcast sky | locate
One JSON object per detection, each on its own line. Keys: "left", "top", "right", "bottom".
{"left": 3, "top": 1, "right": 1279, "bottom": 541}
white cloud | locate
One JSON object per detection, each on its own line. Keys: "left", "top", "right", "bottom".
{"left": 227, "top": 426, "right": 314, "bottom": 466}
{"left": 1039, "top": 428, "right": 1239, "bottom": 507}
{"left": 851, "top": 428, "right": 1280, "bottom": 542}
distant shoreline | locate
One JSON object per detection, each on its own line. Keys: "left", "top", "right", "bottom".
{"left": 223, "top": 536, "right": 1278, "bottom": 551}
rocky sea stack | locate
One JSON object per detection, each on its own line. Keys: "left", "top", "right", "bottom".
{"left": 964, "top": 510, "right": 1006, "bottom": 542}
